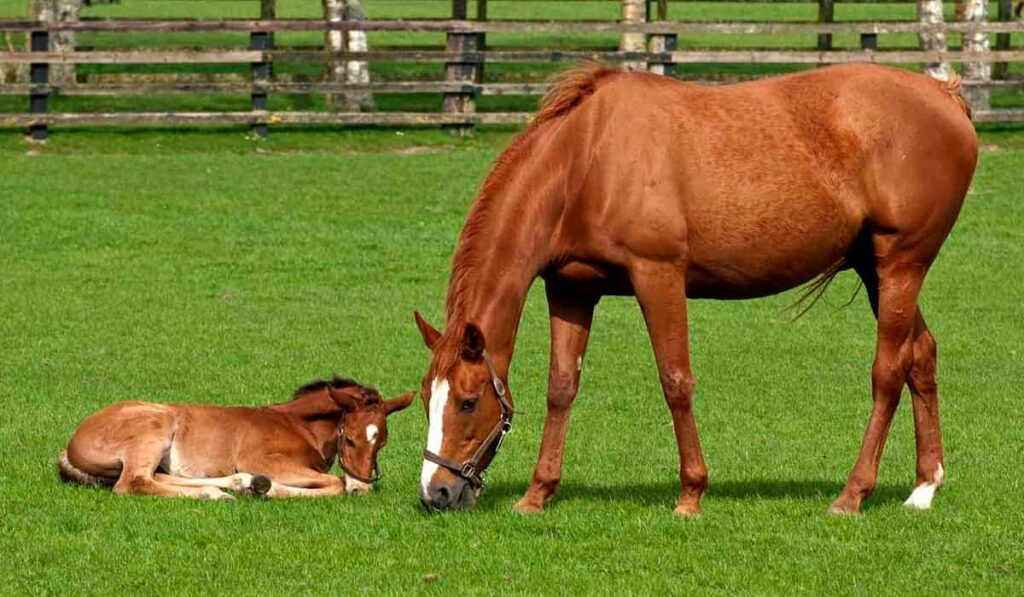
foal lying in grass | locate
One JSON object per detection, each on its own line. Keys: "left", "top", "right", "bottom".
{"left": 57, "top": 376, "right": 414, "bottom": 500}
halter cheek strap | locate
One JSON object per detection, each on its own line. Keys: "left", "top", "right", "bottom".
{"left": 422, "top": 351, "right": 514, "bottom": 489}
{"left": 337, "top": 427, "right": 382, "bottom": 485}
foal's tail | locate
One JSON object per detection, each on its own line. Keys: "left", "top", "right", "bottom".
{"left": 57, "top": 451, "right": 115, "bottom": 487}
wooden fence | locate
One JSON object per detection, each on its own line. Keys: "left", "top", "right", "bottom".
{"left": 2, "top": 14, "right": 1024, "bottom": 138}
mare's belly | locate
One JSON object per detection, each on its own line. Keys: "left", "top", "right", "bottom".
{"left": 684, "top": 216, "right": 859, "bottom": 300}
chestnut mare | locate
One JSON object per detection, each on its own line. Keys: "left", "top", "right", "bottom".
{"left": 59, "top": 377, "right": 414, "bottom": 499}
{"left": 414, "top": 63, "right": 977, "bottom": 515}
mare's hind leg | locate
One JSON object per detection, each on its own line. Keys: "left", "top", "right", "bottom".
{"left": 903, "top": 309, "right": 946, "bottom": 509}
{"left": 629, "top": 260, "right": 707, "bottom": 516}
{"left": 830, "top": 260, "right": 928, "bottom": 514}
{"left": 515, "top": 283, "right": 598, "bottom": 514}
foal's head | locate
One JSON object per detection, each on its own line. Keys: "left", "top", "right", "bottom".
{"left": 315, "top": 378, "right": 416, "bottom": 494}
{"left": 414, "top": 312, "right": 514, "bottom": 511}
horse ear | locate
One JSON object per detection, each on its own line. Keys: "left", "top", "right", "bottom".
{"left": 461, "top": 323, "right": 485, "bottom": 362}
{"left": 384, "top": 390, "right": 416, "bottom": 414}
{"left": 414, "top": 311, "right": 441, "bottom": 349}
{"left": 328, "top": 387, "right": 358, "bottom": 411}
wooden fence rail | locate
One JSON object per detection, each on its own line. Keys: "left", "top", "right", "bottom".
{"left": 2, "top": 18, "right": 1024, "bottom": 137}
{"left": 2, "top": 19, "right": 1024, "bottom": 35}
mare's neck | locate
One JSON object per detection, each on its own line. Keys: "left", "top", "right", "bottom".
{"left": 444, "top": 129, "right": 568, "bottom": 374}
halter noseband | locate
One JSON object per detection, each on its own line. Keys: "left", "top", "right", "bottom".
{"left": 422, "top": 351, "right": 514, "bottom": 489}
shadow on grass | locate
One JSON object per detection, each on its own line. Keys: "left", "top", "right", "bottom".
{"left": 476, "top": 478, "right": 908, "bottom": 512}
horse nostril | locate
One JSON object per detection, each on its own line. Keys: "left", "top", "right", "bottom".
{"left": 432, "top": 486, "right": 450, "bottom": 510}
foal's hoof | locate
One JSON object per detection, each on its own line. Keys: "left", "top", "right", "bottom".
{"left": 250, "top": 474, "right": 272, "bottom": 497}
{"left": 512, "top": 497, "right": 544, "bottom": 515}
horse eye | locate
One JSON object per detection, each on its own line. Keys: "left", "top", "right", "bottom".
{"left": 345, "top": 437, "right": 356, "bottom": 447}
{"left": 461, "top": 398, "right": 478, "bottom": 412}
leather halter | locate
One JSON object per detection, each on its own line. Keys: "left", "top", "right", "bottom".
{"left": 422, "top": 352, "right": 514, "bottom": 489}
{"left": 337, "top": 426, "right": 381, "bottom": 485}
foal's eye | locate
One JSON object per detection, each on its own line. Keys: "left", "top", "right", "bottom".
{"left": 345, "top": 437, "right": 356, "bottom": 447}
{"left": 460, "top": 398, "right": 478, "bottom": 412}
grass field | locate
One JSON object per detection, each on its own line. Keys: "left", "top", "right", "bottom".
{"left": 1, "top": 120, "right": 1023, "bottom": 594}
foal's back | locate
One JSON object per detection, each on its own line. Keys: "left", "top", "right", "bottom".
{"left": 64, "top": 400, "right": 304, "bottom": 481}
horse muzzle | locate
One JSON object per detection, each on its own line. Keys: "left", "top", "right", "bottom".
{"left": 421, "top": 478, "right": 475, "bottom": 512}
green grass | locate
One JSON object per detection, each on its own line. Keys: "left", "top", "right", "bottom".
{"left": 1, "top": 124, "right": 1023, "bottom": 594}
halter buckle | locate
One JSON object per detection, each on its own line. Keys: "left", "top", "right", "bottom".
{"left": 460, "top": 462, "right": 477, "bottom": 479}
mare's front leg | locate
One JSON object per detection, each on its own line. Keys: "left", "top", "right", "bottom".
{"left": 514, "top": 283, "right": 597, "bottom": 513}
{"left": 630, "top": 260, "right": 707, "bottom": 516}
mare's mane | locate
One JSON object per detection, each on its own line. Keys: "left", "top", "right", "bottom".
{"left": 431, "top": 64, "right": 620, "bottom": 379}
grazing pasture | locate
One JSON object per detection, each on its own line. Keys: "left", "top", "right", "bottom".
{"left": 0, "top": 124, "right": 1022, "bottom": 593}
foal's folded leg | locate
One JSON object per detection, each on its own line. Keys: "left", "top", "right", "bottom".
{"left": 154, "top": 472, "right": 256, "bottom": 494}
{"left": 258, "top": 468, "right": 345, "bottom": 499}
{"left": 113, "top": 462, "right": 233, "bottom": 499}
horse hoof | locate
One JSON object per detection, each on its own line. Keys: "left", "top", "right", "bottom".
{"left": 512, "top": 498, "right": 544, "bottom": 515}
{"left": 673, "top": 503, "right": 702, "bottom": 517}
{"left": 827, "top": 499, "right": 861, "bottom": 516}
{"left": 250, "top": 474, "right": 272, "bottom": 497}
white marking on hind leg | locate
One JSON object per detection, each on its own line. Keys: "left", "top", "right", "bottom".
{"left": 904, "top": 464, "right": 945, "bottom": 510}
{"left": 420, "top": 378, "right": 449, "bottom": 498}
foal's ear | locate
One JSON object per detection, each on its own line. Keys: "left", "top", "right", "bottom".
{"left": 414, "top": 311, "right": 441, "bottom": 349}
{"left": 328, "top": 387, "right": 358, "bottom": 411}
{"left": 383, "top": 390, "right": 416, "bottom": 414}
{"left": 460, "top": 323, "right": 485, "bottom": 362}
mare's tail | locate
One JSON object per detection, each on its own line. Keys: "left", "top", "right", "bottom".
{"left": 57, "top": 451, "right": 115, "bottom": 487}
{"left": 941, "top": 72, "right": 972, "bottom": 118}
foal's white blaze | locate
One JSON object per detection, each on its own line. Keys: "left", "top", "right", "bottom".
{"left": 420, "top": 378, "right": 450, "bottom": 497}
{"left": 366, "top": 424, "right": 379, "bottom": 444}
{"left": 904, "top": 464, "right": 946, "bottom": 510}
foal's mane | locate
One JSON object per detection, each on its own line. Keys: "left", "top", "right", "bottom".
{"left": 432, "top": 64, "right": 620, "bottom": 379}
{"left": 290, "top": 375, "right": 360, "bottom": 399}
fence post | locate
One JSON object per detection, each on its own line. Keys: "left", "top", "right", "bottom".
{"left": 994, "top": 0, "right": 1012, "bottom": 80}
{"left": 647, "top": 0, "right": 674, "bottom": 75}
{"left": 817, "top": 0, "right": 834, "bottom": 52}
{"left": 443, "top": 0, "right": 478, "bottom": 135}
{"left": 250, "top": 29, "right": 271, "bottom": 139}
{"left": 620, "top": 0, "right": 647, "bottom": 72}
{"left": 917, "top": 0, "right": 951, "bottom": 80}
{"left": 962, "top": 0, "right": 991, "bottom": 112}
{"left": 28, "top": 29, "right": 49, "bottom": 142}
{"left": 860, "top": 32, "right": 878, "bottom": 51}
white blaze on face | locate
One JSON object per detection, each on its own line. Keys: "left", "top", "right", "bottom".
{"left": 420, "top": 378, "right": 450, "bottom": 497}
{"left": 366, "top": 424, "right": 379, "bottom": 445}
